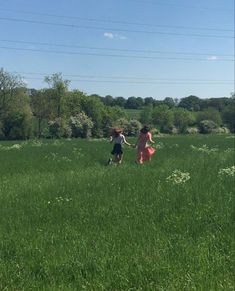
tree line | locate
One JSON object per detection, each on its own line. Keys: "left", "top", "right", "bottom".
{"left": 0, "top": 68, "right": 234, "bottom": 140}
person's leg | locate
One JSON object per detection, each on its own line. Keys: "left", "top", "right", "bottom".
{"left": 118, "top": 153, "right": 123, "bottom": 164}
{"left": 108, "top": 156, "right": 113, "bottom": 165}
{"left": 137, "top": 149, "right": 143, "bottom": 164}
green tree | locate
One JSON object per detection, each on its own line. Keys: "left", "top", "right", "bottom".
{"left": 103, "top": 95, "right": 114, "bottom": 107}
{"left": 152, "top": 105, "right": 174, "bottom": 132}
{"left": 125, "top": 96, "right": 142, "bottom": 109}
{"left": 0, "top": 69, "right": 32, "bottom": 139}
{"left": 115, "top": 96, "right": 126, "bottom": 108}
{"left": 81, "top": 95, "right": 105, "bottom": 137}
{"left": 163, "top": 97, "right": 176, "bottom": 108}
{"left": 30, "top": 89, "right": 51, "bottom": 137}
{"left": 222, "top": 102, "right": 235, "bottom": 132}
{"left": 44, "top": 73, "right": 70, "bottom": 118}
{"left": 178, "top": 95, "right": 201, "bottom": 111}
{"left": 140, "top": 105, "right": 153, "bottom": 125}
{"left": 0, "top": 68, "right": 25, "bottom": 119}
{"left": 63, "top": 90, "right": 85, "bottom": 117}
{"left": 173, "top": 108, "right": 195, "bottom": 133}
{"left": 196, "top": 108, "right": 222, "bottom": 126}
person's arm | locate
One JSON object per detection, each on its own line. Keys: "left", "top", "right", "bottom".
{"left": 109, "top": 136, "right": 113, "bottom": 143}
{"left": 149, "top": 133, "right": 155, "bottom": 143}
{"left": 123, "top": 136, "right": 131, "bottom": 146}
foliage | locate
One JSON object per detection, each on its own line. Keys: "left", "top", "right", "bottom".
{"left": 69, "top": 112, "right": 94, "bottom": 138}
{"left": 140, "top": 105, "right": 153, "bottom": 125}
{"left": 185, "top": 127, "right": 199, "bottom": 134}
{"left": 48, "top": 118, "right": 71, "bottom": 138}
{"left": 125, "top": 96, "right": 143, "bottom": 109}
{"left": 1, "top": 68, "right": 235, "bottom": 139}
{"left": 173, "top": 108, "right": 195, "bottom": 133}
{"left": 222, "top": 103, "right": 235, "bottom": 132}
{"left": 114, "top": 118, "right": 142, "bottom": 136}
{"left": 178, "top": 95, "right": 201, "bottom": 111}
{"left": 44, "top": 73, "right": 70, "bottom": 118}
{"left": 199, "top": 120, "right": 218, "bottom": 134}
{"left": 152, "top": 105, "right": 174, "bottom": 132}
{"left": 196, "top": 108, "right": 222, "bottom": 126}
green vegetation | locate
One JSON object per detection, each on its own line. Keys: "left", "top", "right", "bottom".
{"left": 1, "top": 68, "right": 235, "bottom": 140}
{"left": 124, "top": 109, "right": 142, "bottom": 119}
{"left": 0, "top": 135, "right": 234, "bottom": 290}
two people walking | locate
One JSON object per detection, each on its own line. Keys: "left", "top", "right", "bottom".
{"left": 109, "top": 126, "right": 155, "bottom": 165}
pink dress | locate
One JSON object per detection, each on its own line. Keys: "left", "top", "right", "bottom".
{"left": 137, "top": 132, "right": 155, "bottom": 164}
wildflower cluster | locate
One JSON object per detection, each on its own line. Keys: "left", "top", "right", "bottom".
{"left": 224, "top": 148, "right": 234, "bottom": 153}
{"left": 47, "top": 196, "right": 73, "bottom": 204}
{"left": 166, "top": 170, "right": 191, "bottom": 185}
{"left": 218, "top": 166, "right": 235, "bottom": 178}
{"left": 0, "top": 144, "right": 22, "bottom": 151}
{"left": 31, "top": 140, "right": 43, "bottom": 147}
{"left": 52, "top": 140, "right": 64, "bottom": 146}
{"left": 72, "top": 147, "right": 84, "bottom": 157}
{"left": 190, "top": 144, "right": 218, "bottom": 154}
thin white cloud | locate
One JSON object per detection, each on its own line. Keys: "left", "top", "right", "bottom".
{"left": 103, "top": 32, "right": 127, "bottom": 40}
{"left": 104, "top": 32, "right": 114, "bottom": 39}
{"left": 207, "top": 55, "right": 218, "bottom": 60}
{"left": 117, "top": 34, "right": 127, "bottom": 40}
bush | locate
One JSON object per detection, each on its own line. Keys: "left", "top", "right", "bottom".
{"left": 114, "top": 118, "right": 142, "bottom": 136}
{"left": 161, "top": 125, "right": 178, "bottom": 134}
{"left": 69, "top": 112, "right": 94, "bottom": 138}
{"left": 0, "top": 121, "right": 4, "bottom": 140}
{"left": 48, "top": 118, "right": 72, "bottom": 138}
{"left": 151, "top": 128, "right": 160, "bottom": 136}
{"left": 212, "top": 127, "right": 230, "bottom": 134}
{"left": 185, "top": 127, "right": 199, "bottom": 134}
{"left": 126, "top": 119, "right": 142, "bottom": 136}
{"left": 3, "top": 109, "right": 33, "bottom": 139}
{"left": 199, "top": 120, "right": 218, "bottom": 134}
{"left": 196, "top": 108, "right": 222, "bottom": 126}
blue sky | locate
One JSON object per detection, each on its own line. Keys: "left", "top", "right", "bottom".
{"left": 0, "top": 0, "right": 234, "bottom": 99}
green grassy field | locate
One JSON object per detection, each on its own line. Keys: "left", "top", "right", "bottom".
{"left": 0, "top": 135, "right": 234, "bottom": 290}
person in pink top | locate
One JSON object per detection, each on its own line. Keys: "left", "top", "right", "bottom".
{"left": 135, "top": 126, "right": 155, "bottom": 164}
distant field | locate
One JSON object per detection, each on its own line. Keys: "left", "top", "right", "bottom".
{"left": 0, "top": 135, "right": 234, "bottom": 290}
{"left": 124, "top": 109, "right": 142, "bottom": 119}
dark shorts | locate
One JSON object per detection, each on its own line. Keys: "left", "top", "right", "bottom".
{"left": 111, "top": 144, "right": 123, "bottom": 155}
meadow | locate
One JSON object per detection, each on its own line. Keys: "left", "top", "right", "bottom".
{"left": 0, "top": 135, "right": 234, "bottom": 290}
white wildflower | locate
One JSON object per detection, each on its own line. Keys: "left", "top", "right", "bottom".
{"left": 31, "top": 140, "right": 43, "bottom": 147}
{"left": 218, "top": 166, "right": 235, "bottom": 177}
{"left": 190, "top": 144, "right": 218, "bottom": 154}
{"left": 166, "top": 170, "right": 191, "bottom": 185}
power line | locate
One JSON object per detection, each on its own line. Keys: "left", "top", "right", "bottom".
{"left": 1, "top": 39, "right": 233, "bottom": 57}
{"left": 13, "top": 71, "right": 233, "bottom": 82}
{"left": 1, "top": 46, "right": 234, "bottom": 61}
{"left": 0, "top": 7, "right": 233, "bottom": 32}
{"left": 23, "top": 77, "right": 233, "bottom": 85}
{"left": 0, "top": 17, "right": 233, "bottom": 39}
{"left": 125, "top": 0, "right": 232, "bottom": 12}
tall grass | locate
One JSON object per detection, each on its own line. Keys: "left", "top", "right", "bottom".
{"left": 0, "top": 135, "right": 234, "bottom": 290}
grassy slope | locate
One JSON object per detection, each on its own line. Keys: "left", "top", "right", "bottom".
{"left": 0, "top": 135, "right": 234, "bottom": 290}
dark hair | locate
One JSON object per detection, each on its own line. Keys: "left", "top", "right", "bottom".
{"left": 140, "top": 126, "right": 149, "bottom": 134}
